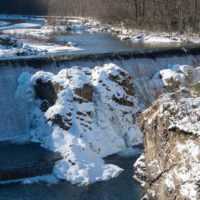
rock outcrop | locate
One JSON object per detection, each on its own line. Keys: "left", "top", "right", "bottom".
{"left": 134, "top": 65, "right": 200, "bottom": 200}
{"left": 0, "top": 35, "right": 23, "bottom": 48}
{"left": 16, "top": 63, "right": 143, "bottom": 184}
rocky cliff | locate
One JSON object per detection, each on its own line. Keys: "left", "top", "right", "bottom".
{"left": 134, "top": 65, "right": 200, "bottom": 200}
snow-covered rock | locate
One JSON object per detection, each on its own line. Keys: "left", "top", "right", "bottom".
{"left": 0, "top": 34, "right": 82, "bottom": 59}
{"left": 134, "top": 65, "right": 200, "bottom": 200}
{"left": 151, "top": 64, "right": 200, "bottom": 87}
{"left": 15, "top": 63, "right": 143, "bottom": 185}
{"left": 135, "top": 64, "right": 200, "bottom": 106}
{"left": 0, "top": 34, "right": 23, "bottom": 49}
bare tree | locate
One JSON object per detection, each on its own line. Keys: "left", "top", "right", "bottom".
{"left": 0, "top": 0, "right": 199, "bottom": 32}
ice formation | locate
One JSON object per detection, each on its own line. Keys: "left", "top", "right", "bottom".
{"left": 15, "top": 63, "right": 143, "bottom": 184}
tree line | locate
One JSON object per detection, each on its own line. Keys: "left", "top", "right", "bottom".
{"left": 0, "top": 0, "right": 48, "bottom": 15}
{"left": 0, "top": 0, "right": 199, "bottom": 31}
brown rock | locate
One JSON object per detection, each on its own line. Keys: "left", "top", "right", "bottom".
{"left": 109, "top": 70, "right": 135, "bottom": 96}
{"left": 73, "top": 83, "right": 94, "bottom": 102}
{"left": 34, "top": 79, "right": 63, "bottom": 107}
{"left": 135, "top": 96, "right": 200, "bottom": 200}
{"left": 112, "top": 95, "right": 134, "bottom": 107}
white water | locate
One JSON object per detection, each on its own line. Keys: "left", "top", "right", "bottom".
{"left": 0, "top": 54, "right": 200, "bottom": 140}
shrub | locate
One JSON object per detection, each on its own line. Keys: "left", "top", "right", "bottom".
{"left": 165, "top": 78, "right": 180, "bottom": 93}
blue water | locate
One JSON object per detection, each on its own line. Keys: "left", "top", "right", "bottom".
{"left": 55, "top": 32, "right": 183, "bottom": 56}
{"left": 0, "top": 20, "right": 145, "bottom": 199}
{"left": 0, "top": 148, "right": 142, "bottom": 200}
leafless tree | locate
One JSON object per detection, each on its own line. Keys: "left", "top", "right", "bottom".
{"left": 0, "top": 0, "right": 199, "bottom": 32}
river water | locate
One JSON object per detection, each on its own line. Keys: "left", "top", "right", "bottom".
{"left": 55, "top": 32, "right": 184, "bottom": 55}
{"left": 1, "top": 17, "right": 200, "bottom": 200}
{"left": 0, "top": 147, "right": 142, "bottom": 200}
{"left": 0, "top": 19, "right": 144, "bottom": 200}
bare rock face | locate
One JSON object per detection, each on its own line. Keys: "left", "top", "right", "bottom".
{"left": 34, "top": 79, "right": 58, "bottom": 106}
{"left": 108, "top": 70, "right": 135, "bottom": 96}
{"left": 73, "top": 83, "right": 94, "bottom": 103}
{"left": 134, "top": 92, "right": 200, "bottom": 200}
{"left": 108, "top": 69, "right": 135, "bottom": 107}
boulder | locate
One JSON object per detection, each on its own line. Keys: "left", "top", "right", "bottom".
{"left": 134, "top": 92, "right": 200, "bottom": 200}
{"left": 0, "top": 35, "right": 23, "bottom": 48}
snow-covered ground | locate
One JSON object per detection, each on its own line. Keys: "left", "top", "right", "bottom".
{"left": 56, "top": 17, "right": 200, "bottom": 44}
{"left": 109, "top": 28, "right": 200, "bottom": 44}
{"left": 0, "top": 34, "right": 83, "bottom": 58}
{"left": 0, "top": 21, "right": 10, "bottom": 27}
{"left": 0, "top": 17, "right": 85, "bottom": 59}
{"left": 0, "top": 16, "right": 88, "bottom": 59}
{"left": 0, "top": 14, "right": 45, "bottom": 21}
{"left": 0, "top": 22, "right": 43, "bottom": 30}
{"left": 1, "top": 15, "right": 200, "bottom": 49}
{"left": 0, "top": 15, "right": 200, "bottom": 60}
{"left": 14, "top": 63, "right": 143, "bottom": 184}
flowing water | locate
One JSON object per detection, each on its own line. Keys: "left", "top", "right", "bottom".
{"left": 0, "top": 147, "right": 142, "bottom": 200}
{"left": 55, "top": 32, "right": 186, "bottom": 55}
{"left": 1, "top": 18, "right": 200, "bottom": 200}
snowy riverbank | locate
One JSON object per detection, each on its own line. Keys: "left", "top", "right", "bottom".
{"left": 63, "top": 17, "right": 200, "bottom": 45}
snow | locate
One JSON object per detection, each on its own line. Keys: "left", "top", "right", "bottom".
{"left": 180, "top": 183, "right": 198, "bottom": 200}
{"left": 0, "top": 21, "right": 10, "bottom": 27}
{"left": 135, "top": 64, "right": 200, "bottom": 200}
{"left": 15, "top": 63, "right": 143, "bottom": 185}
{"left": 147, "top": 64, "right": 200, "bottom": 136}
{"left": 148, "top": 94, "right": 200, "bottom": 137}
{"left": 165, "top": 174, "right": 175, "bottom": 191}
{"left": 1, "top": 15, "right": 200, "bottom": 44}
{"left": 133, "top": 153, "right": 146, "bottom": 187}
{"left": 0, "top": 34, "right": 83, "bottom": 59}
{"left": 136, "top": 63, "right": 200, "bottom": 106}
{"left": 0, "top": 16, "right": 87, "bottom": 59}
{"left": 0, "top": 23, "right": 42, "bottom": 30}
{"left": 0, "top": 14, "right": 45, "bottom": 21}
{"left": 69, "top": 24, "right": 89, "bottom": 31}
{"left": 117, "top": 32, "right": 181, "bottom": 44}
{"left": 187, "top": 39, "right": 200, "bottom": 44}
{"left": 0, "top": 42, "right": 46, "bottom": 58}
{"left": 26, "top": 43, "right": 83, "bottom": 53}
{"left": 67, "top": 17, "right": 200, "bottom": 44}
{"left": 172, "top": 140, "right": 200, "bottom": 200}
{"left": 110, "top": 27, "right": 200, "bottom": 44}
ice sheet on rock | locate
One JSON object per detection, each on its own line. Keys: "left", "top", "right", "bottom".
{"left": 15, "top": 63, "right": 143, "bottom": 184}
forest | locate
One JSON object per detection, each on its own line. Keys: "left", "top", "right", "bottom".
{"left": 0, "top": 0, "right": 199, "bottom": 31}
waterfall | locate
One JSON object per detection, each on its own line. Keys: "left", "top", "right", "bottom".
{"left": 0, "top": 47, "right": 200, "bottom": 140}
